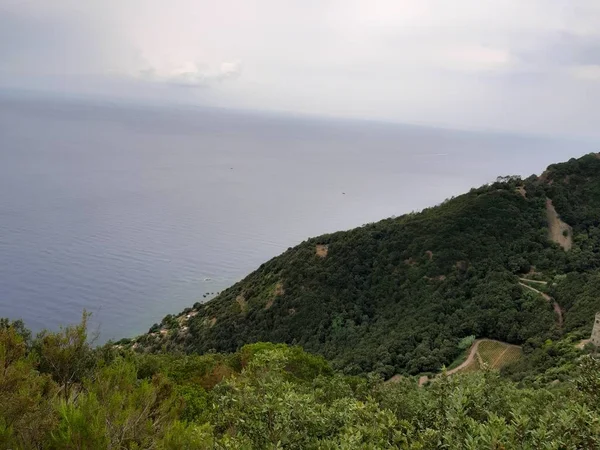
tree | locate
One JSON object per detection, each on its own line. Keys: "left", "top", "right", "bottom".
{"left": 0, "top": 323, "right": 57, "bottom": 449}
{"left": 50, "top": 358, "right": 183, "bottom": 449}
{"left": 34, "top": 311, "right": 95, "bottom": 400}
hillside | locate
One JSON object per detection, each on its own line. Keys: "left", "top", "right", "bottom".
{"left": 135, "top": 153, "right": 600, "bottom": 378}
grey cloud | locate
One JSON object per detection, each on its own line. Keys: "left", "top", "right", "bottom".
{"left": 137, "top": 61, "right": 243, "bottom": 87}
{"left": 0, "top": 6, "right": 134, "bottom": 75}
{"left": 514, "top": 32, "right": 600, "bottom": 68}
{"left": 0, "top": 11, "right": 88, "bottom": 72}
{"left": 0, "top": 0, "right": 599, "bottom": 138}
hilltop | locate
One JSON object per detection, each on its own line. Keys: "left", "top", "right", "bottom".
{"left": 134, "top": 153, "right": 600, "bottom": 378}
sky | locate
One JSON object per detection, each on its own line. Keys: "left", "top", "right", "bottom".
{"left": 1, "top": 0, "right": 600, "bottom": 138}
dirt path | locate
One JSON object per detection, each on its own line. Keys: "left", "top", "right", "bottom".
{"left": 576, "top": 339, "right": 591, "bottom": 350}
{"left": 446, "top": 340, "right": 482, "bottom": 375}
{"left": 518, "top": 277, "right": 547, "bottom": 285}
{"left": 445, "top": 338, "right": 516, "bottom": 375}
{"left": 491, "top": 347, "right": 510, "bottom": 368}
{"left": 392, "top": 341, "right": 483, "bottom": 385}
{"left": 519, "top": 282, "right": 563, "bottom": 327}
{"left": 405, "top": 339, "right": 520, "bottom": 386}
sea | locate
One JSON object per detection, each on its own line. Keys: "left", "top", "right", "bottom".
{"left": 1, "top": 94, "right": 598, "bottom": 342}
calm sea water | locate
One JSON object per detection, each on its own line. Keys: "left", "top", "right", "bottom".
{"left": 0, "top": 96, "right": 597, "bottom": 342}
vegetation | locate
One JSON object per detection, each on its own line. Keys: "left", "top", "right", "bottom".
{"left": 6, "top": 154, "right": 600, "bottom": 447}
{"left": 138, "top": 153, "right": 600, "bottom": 379}
{"left": 2, "top": 316, "right": 600, "bottom": 449}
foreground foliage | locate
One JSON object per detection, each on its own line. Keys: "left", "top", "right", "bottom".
{"left": 1, "top": 317, "right": 600, "bottom": 449}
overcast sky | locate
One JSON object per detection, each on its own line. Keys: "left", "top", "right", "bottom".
{"left": 1, "top": 0, "right": 599, "bottom": 137}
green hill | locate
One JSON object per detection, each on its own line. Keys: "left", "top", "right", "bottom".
{"left": 137, "top": 153, "right": 600, "bottom": 378}
{"left": 4, "top": 153, "right": 600, "bottom": 448}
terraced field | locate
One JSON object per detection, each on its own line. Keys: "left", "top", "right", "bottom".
{"left": 479, "top": 340, "right": 523, "bottom": 368}
{"left": 457, "top": 339, "right": 523, "bottom": 373}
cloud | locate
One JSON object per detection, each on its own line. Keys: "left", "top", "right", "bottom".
{"left": 513, "top": 31, "right": 600, "bottom": 70}
{"left": 1, "top": 0, "right": 600, "bottom": 137}
{"left": 570, "top": 65, "right": 600, "bottom": 81}
{"left": 137, "top": 60, "right": 243, "bottom": 87}
{"left": 441, "top": 45, "right": 513, "bottom": 72}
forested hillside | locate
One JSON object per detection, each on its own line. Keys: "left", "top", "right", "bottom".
{"left": 137, "top": 153, "right": 600, "bottom": 377}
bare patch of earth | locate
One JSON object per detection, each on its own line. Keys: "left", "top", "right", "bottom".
{"left": 546, "top": 198, "right": 572, "bottom": 251}
{"left": 316, "top": 244, "right": 328, "bottom": 257}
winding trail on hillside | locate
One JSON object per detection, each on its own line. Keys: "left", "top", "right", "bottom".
{"left": 445, "top": 338, "right": 522, "bottom": 375}
{"left": 407, "top": 339, "right": 520, "bottom": 386}
{"left": 446, "top": 340, "right": 483, "bottom": 375}
{"left": 518, "top": 277, "right": 547, "bottom": 285}
{"left": 519, "top": 282, "right": 563, "bottom": 327}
